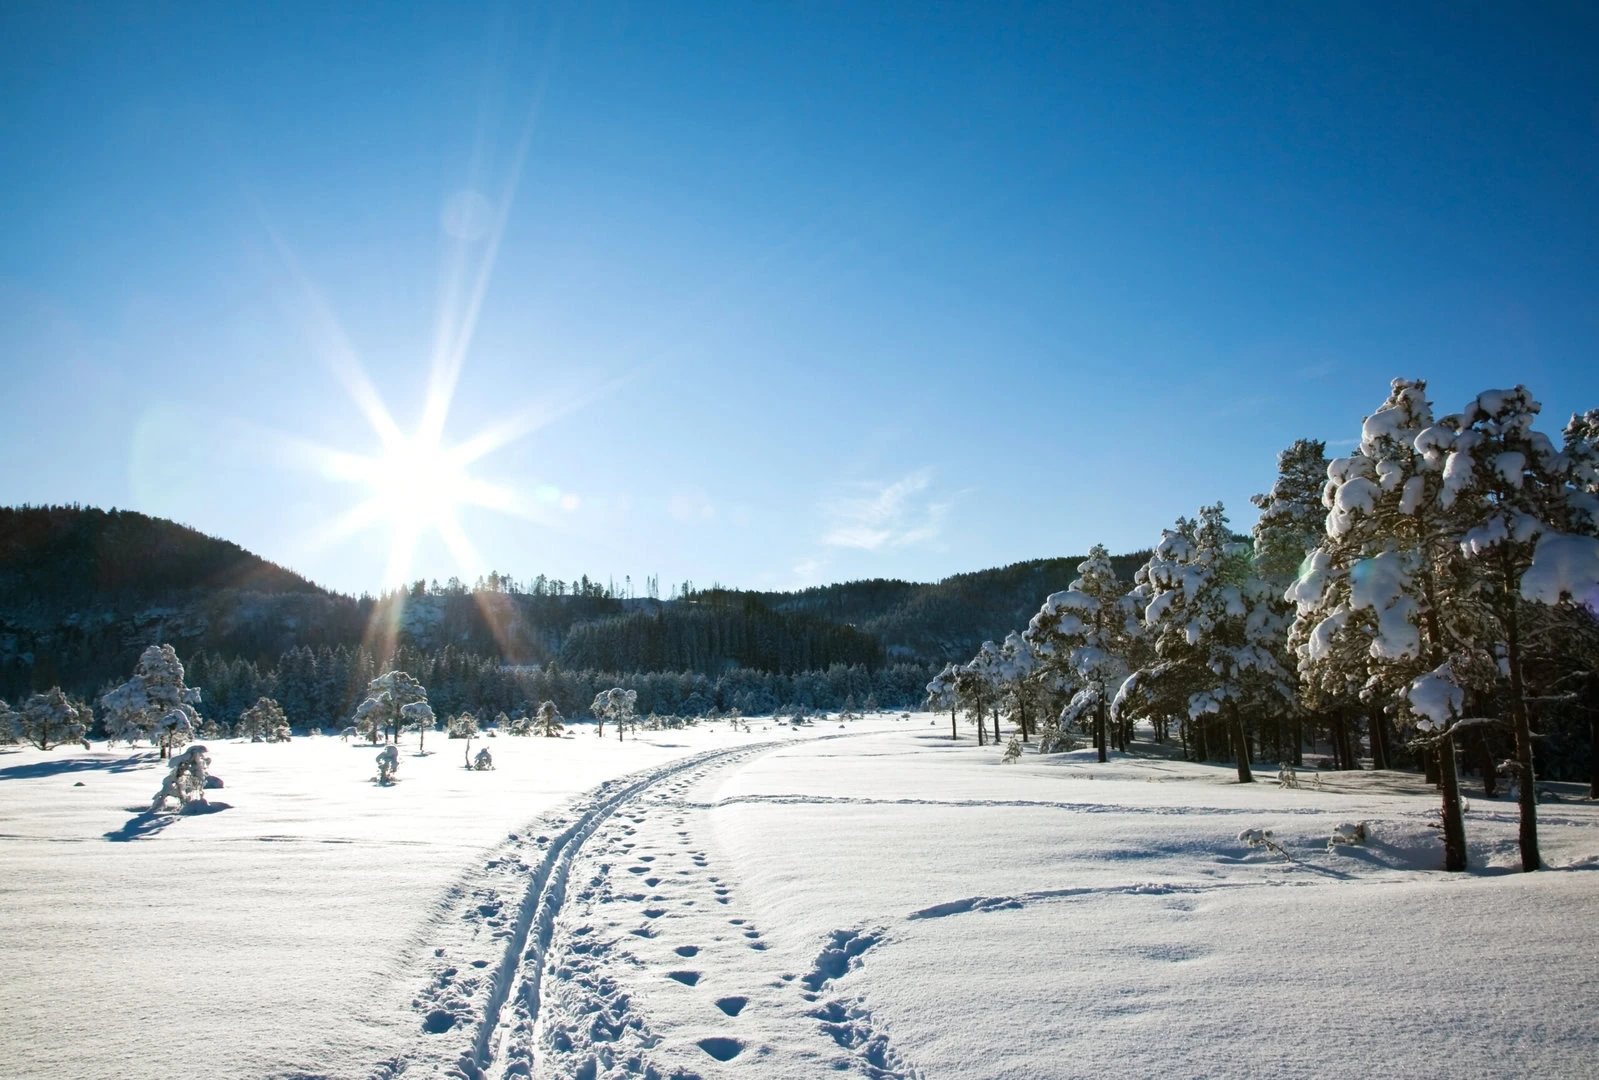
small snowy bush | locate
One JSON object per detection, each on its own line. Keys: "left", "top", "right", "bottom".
{"left": 448, "top": 712, "right": 479, "bottom": 739}
{"left": 1002, "top": 734, "right": 1022, "bottom": 763}
{"left": 471, "top": 747, "right": 494, "bottom": 771}
{"left": 1328, "top": 821, "right": 1369, "bottom": 851}
{"left": 1277, "top": 763, "right": 1301, "bottom": 789}
{"left": 375, "top": 744, "right": 399, "bottom": 785}
{"left": 151, "top": 744, "right": 216, "bottom": 813}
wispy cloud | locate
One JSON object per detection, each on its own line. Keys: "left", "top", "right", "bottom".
{"left": 820, "top": 468, "right": 950, "bottom": 551}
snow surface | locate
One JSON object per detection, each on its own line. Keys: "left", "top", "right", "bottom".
{"left": 3, "top": 719, "right": 1597, "bottom": 1079}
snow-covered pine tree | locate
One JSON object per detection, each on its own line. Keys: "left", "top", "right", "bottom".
{"left": 403, "top": 701, "right": 437, "bottom": 750}
{"left": 100, "top": 644, "right": 204, "bottom": 759}
{"left": 1448, "top": 386, "right": 1599, "bottom": 871}
{"left": 352, "top": 671, "right": 429, "bottom": 745}
{"left": 236, "top": 696, "right": 290, "bottom": 742}
{"left": 12, "top": 687, "right": 91, "bottom": 750}
{"left": 1122, "top": 507, "right": 1291, "bottom": 783}
{"left": 997, "top": 630, "right": 1039, "bottom": 742}
{"left": 1024, "top": 544, "right": 1133, "bottom": 762}
{"left": 926, "top": 664, "right": 959, "bottom": 740}
{"left": 1287, "top": 379, "right": 1476, "bottom": 870}
{"left": 590, "top": 688, "right": 638, "bottom": 741}
{"left": 964, "top": 640, "right": 1008, "bottom": 744}
{"left": 536, "top": 700, "right": 564, "bottom": 737}
{"left": 1251, "top": 438, "right": 1329, "bottom": 765}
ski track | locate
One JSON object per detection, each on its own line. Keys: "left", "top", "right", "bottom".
{"left": 370, "top": 733, "right": 918, "bottom": 1080}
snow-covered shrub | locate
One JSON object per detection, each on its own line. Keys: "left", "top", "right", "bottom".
{"left": 1239, "top": 827, "right": 1294, "bottom": 861}
{"left": 11, "top": 687, "right": 92, "bottom": 750}
{"left": 100, "top": 644, "right": 203, "bottom": 758}
{"left": 1277, "top": 763, "right": 1301, "bottom": 789}
{"left": 471, "top": 747, "right": 494, "bottom": 771}
{"left": 448, "top": 711, "right": 479, "bottom": 739}
{"left": 1036, "top": 722, "right": 1078, "bottom": 755}
{"left": 1002, "top": 734, "right": 1022, "bottom": 763}
{"left": 375, "top": 744, "right": 399, "bottom": 785}
{"left": 151, "top": 744, "right": 216, "bottom": 812}
{"left": 1328, "top": 821, "right": 1368, "bottom": 850}
{"left": 309, "top": 727, "right": 323, "bottom": 738}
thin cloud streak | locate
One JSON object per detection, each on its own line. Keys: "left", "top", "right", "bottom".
{"left": 820, "top": 468, "right": 951, "bottom": 551}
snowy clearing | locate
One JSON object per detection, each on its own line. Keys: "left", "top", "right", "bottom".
{"left": 2, "top": 718, "right": 1596, "bottom": 1079}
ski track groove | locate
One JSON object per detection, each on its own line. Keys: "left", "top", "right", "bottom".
{"left": 371, "top": 730, "right": 923, "bottom": 1080}
{"left": 374, "top": 741, "right": 786, "bottom": 1079}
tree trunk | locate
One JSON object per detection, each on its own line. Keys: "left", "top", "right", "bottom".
{"left": 950, "top": 706, "right": 958, "bottom": 741}
{"left": 1096, "top": 700, "right": 1108, "bottom": 763}
{"left": 1193, "top": 717, "right": 1207, "bottom": 762}
{"left": 1439, "top": 732, "right": 1468, "bottom": 871}
{"left": 1368, "top": 703, "right": 1389, "bottom": 770}
{"left": 1019, "top": 696, "right": 1029, "bottom": 742}
{"left": 419, "top": 725, "right": 425, "bottom": 753}
{"left": 1231, "top": 706, "right": 1253, "bottom": 783}
{"left": 1504, "top": 591, "right": 1540, "bottom": 870}
{"left": 1424, "top": 747, "right": 1441, "bottom": 786}
{"left": 1589, "top": 674, "right": 1599, "bottom": 800}
{"left": 1476, "top": 729, "right": 1497, "bottom": 798}
{"left": 992, "top": 706, "right": 1001, "bottom": 746}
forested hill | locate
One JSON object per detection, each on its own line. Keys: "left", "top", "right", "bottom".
{"left": 0, "top": 505, "right": 323, "bottom": 618}
{"left": 744, "top": 552, "right": 1151, "bottom": 660}
{"left": 0, "top": 506, "right": 1143, "bottom": 700}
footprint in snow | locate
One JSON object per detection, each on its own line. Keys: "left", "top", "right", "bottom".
{"left": 714, "top": 996, "right": 747, "bottom": 1017}
{"left": 668, "top": 971, "right": 700, "bottom": 986}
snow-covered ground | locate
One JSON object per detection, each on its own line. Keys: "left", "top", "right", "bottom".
{"left": 2, "top": 718, "right": 1596, "bottom": 1079}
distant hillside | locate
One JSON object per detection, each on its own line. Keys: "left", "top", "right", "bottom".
{"left": 746, "top": 552, "right": 1150, "bottom": 661}
{"left": 0, "top": 506, "right": 1150, "bottom": 699}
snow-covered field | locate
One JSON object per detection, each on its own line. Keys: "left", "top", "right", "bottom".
{"left": 2, "top": 718, "right": 1596, "bottom": 1079}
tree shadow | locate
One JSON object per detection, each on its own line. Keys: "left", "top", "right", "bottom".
{"left": 0, "top": 752, "right": 160, "bottom": 782}
{"left": 104, "top": 800, "right": 231, "bottom": 842}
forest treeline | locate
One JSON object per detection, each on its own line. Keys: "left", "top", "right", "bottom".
{"left": 0, "top": 505, "right": 1088, "bottom": 707}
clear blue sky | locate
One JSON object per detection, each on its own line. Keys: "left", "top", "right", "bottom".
{"left": 2, "top": 2, "right": 1596, "bottom": 596}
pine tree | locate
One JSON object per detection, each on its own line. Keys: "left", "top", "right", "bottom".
{"left": 352, "top": 671, "right": 429, "bottom": 745}
{"left": 236, "top": 696, "right": 290, "bottom": 742}
{"left": 100, "top": 644, "right": 204, "bottom": 759}
{"left": 12, "top": 687, "right": 91, "bottom": 750}
{"left": 1024, "top": 544, "right": 1134, "bottom": 762}
{"left": 926, "top": 664, "right": 959, "bottom": 740}
{"left": 535, "top": 700, "right": 564, "bottom": 737}
{"left": 1450, "top": 387, "right": 1599, "bottom": 870}
{"left": 1287, "top": 380, "right": 1475, "bottom": 870}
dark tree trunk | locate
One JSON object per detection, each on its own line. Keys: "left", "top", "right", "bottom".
{"left": 1368, "top": 703, "right": 1389, "bottom": 771}
{"left": 1231, "top": 706, "right": 1253, "bottom": 784}
{"left": 950, "top": 706, "right": 958, "bottom": 741}
{"left": 1504, "top": 590, "right": 1539, "bottom": 870}
{"left": 1589, "top": 674, "right": 1599, "bottom": 800}
{"left": 1439, "top": 733, "right": 1468, "bottom": 871}
{"left": 1476, "top": 729, "right": 1498, "bottom": 798}
{"left": 1194, "top": 717, "right": 1207, "bottom": 762}
{"left": 1424, "top": 747, "right": 1442, "bottom": 786}
{"left": 992, "top": 706, "right": 1001, "bottom": 746}
{"left": 1096, "top": 700, "right": 1108, "bottom": 763}
{"left": 1019, "top": 696, "right": 1029, "bottom": 742}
